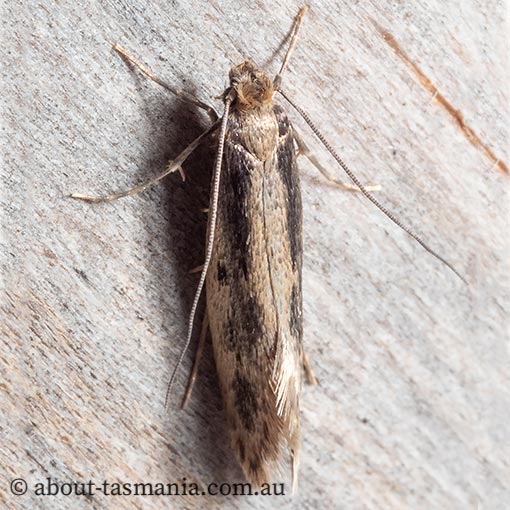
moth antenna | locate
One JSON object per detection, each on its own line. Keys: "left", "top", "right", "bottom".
{"left": 279, "top": 89, "right": 466, "bottom": 284}
{"left": 165, "top": 93, "right": 233, "bottom": 409}
{"left": 273, "top": 6, "right": 308, "bottom": 89}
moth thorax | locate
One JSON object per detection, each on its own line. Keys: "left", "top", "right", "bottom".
{"left": 228, "top": 60, "right": 274, "bottom": 111}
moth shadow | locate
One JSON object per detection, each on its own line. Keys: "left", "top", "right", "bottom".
{"left": 130, "top": 88, "right": 242, "bottom": 482}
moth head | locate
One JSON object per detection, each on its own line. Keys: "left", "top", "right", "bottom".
{"left": 228, "top": 60, "right": 274, "bottom": 111}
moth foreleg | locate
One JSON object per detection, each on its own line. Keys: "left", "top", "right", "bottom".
{"left": 293, "top": 129, "right": 381, "bottom": 192}
{"left": 113, "top": 44, "right": 219, "bottom": 123}
{"left": 181, "top": 313, "right": 209, "bottom": 409}
{"left": 69, "top": 121, "right": 219, "bottom": 203}
{"left": 302, "top": 351, "right": 318, "bottom": 386}
{"left": 188, "top": 264, "right": 204, "bottom": 274}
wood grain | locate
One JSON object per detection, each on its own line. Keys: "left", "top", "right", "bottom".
{"left": 1, "top": 1, "right": 508, "bottom": 509}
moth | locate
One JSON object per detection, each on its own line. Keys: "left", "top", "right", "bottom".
{"left": 71, "top": 7, "right": 463, "bottom": 490}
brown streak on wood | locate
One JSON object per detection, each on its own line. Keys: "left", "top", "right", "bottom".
{"left": 371, "top": 19, "right": 509, "bottom": 175}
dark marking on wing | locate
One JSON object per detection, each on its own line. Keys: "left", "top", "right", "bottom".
{"left": 225, "top": 152, "right": 252, "bottom": 278}
{"left": 222, "top": 112, "right": 256, "bottom": 279}
{"left": 262, "top": 420, "right": 270, "bottom": 442}
{"left": 244, "top": 295, "right": 263, "bottom": 335}
{"left": 290, "top": 283, "right": 303, "bottom": 338}
{"left": 273, "top": 104, "right": 303, "bottom": 271}
{"left": 249, "top": 453, "right": 261, "bottom": 474}
{"left": 232, "top": 371, "right": 259, "bottom": 431}
{"left": 225, "top": 295, "right": 263, "bottom": 358}
{"left": 228, "top": 414, "right": 237, "bottom": 432}
{"left": 275, "top": 105, "right": 291, "bottom": 136}
{"left": 237, "top": 438, "right": 245, "bottom": 463}
{"left": 217, "top": 261, "right": 228, "bottom": 284}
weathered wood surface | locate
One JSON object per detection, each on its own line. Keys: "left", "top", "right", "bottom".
{"left": 1, "top": 1, "right": 508, "bottom": 509}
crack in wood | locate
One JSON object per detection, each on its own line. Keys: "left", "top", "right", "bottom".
{"left": 371, "top": 18, "right": 508, "bottom": 175}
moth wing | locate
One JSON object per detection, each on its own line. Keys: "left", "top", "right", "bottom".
{"left": 206, "top": 105, "right": 303, "bottom": 486}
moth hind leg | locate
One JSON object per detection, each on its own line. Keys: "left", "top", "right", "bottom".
{"left": 291, "top": 446, "right": 300, "bottom": 494}
{"left": 293, "top": 128, "right": 381, "bottom": 192}
{"left": 302, "top": 351, "right": 318, "bottom": 386}
{"left": 181, "top": 313, "right": 209, "bottom": 409}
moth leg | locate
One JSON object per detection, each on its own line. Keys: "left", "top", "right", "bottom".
{"left": 113, "top": 44, "right": 219, "bottom": 123}
{"left": 273, "top": 7, "right": 308, "bottom": 88}
{"left": 69, "top": 121, "right": 219, "bottom": 203}
{"left": 293, "top": 129, "right": 382, "bottom": 192}
{"left": 181, "top": 313, "right": 209, "bottom": 409}
{"left": 303, "top": 351, "right": 318, "bottom": 386}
